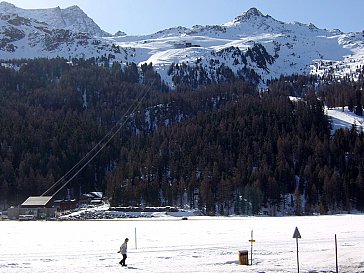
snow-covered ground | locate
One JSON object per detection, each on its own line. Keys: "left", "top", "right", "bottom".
{"left": 0, "top": 215, "right": 363, "bottom": 273}
{"left": 289, "top": 97, "right": 363, "bottom": 133}
{"left": 326, "top": 106, "right": 364, "bottom": 132}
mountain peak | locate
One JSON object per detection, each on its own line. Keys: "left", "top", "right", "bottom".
{"left": 222, "top": 7, "right": 272, "bottom": 28}
{"left": 0, "top": 1, "right": 16, "bottom": 11}
{"left": 223, "top": 7, "right": 271, "bottom": 28}
{"left": 245, "top": 7, "right": 264, "bottom": 17}
{"left": 235, "top": 7, "right": 265, "bottom": 21}
{"left": 0, "top": 1, "right": 14, "bottom": 7}
{"left": 0, "top": 2, "right": 111, "bottom": 36}
{"left": 65, "top": 5, "right": 83, "bottom": 12}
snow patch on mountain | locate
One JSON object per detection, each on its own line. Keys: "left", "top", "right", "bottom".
{"left": 326, "top": 106, "right": 364, "bottom": 132}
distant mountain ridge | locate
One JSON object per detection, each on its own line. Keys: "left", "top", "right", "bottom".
{"left": 0, "top": 2, "right": 363, "bottom": 87}
{"left": 0, "top": 1, "right": 110, "bottom": 36}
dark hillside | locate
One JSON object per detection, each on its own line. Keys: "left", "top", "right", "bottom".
{"left": 0, "top": 58, "right": 364, "bottom": 214}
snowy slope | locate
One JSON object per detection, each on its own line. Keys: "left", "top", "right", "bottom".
{"left": 288, "top": 98, "right": 364, "bottom": 132}
{"left": 326, "top": 106, "right": 364, "bottom": 132}
{"left": 106, "top": 7, "right": 364, "bottom": 87}
{"left": 0, "top": 5, "right": 129, "bottom": 61}
{"left": 94, "top": 7, "right": 364, "bottom": 86}
{"left": 1, "top": 4, "right": 364, "bottom": 87}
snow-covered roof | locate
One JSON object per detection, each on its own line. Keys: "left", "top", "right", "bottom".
{"left": 21, "top": 196, "right": 53, "bottom": 207}
{"left": 81, "top": 192, "right": 103, "bottom": 199}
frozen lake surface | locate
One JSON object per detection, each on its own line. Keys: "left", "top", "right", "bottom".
{"left": 0, "top": 215, "right": 363, "bottom": 273}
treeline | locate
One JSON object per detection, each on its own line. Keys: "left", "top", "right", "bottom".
{"left": 106, "top": 88, "right": 364, "bottom": 215}
{"left": 0, "top": 58, "right": 364, "bottom": 215}
{"left": 269, "top": 69, "right": 364, "bottom": 115}
{"left": 0, "top": 58, "right": 149, "bottom": 207}
{"left": 0, "top": 58, "right": 253, "bottom": 208}
{"left": 167, "top": 43, "right": 275, "bottom": 90}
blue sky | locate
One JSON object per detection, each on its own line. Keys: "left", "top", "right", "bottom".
{"left": 4, "top": 0, "right": 364, "bottom": 35}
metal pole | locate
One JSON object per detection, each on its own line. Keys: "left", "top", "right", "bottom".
{"left": 250, "top": 230, "right": 253, "bottom": 265}
{"left": 293, "top": 227, "right": 301, "bottom": 273}
{"left": 296, "top": 238, "right": 300, "bottom": 273}
{"left": 335, "top": 234, "right": 338, "bottom": 273}
{"left": 135, "top": 227, "right": 137, "bottom": 250}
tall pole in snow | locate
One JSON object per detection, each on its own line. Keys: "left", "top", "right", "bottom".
{"left": 335, "top": 234, "right": 338, "bottom": 273}
{"left": 293, "top": 227, "right": 301, "bottom": 273}
{"left": 296, "top": 237, "right": 299, "bottom": 273}
{"left": 251, "top": 230, "right": 253, "bottom": 265}
{"left": 135, "top": 227, "right": 137, "bottom": 250}
{"left": 248, "top": 230, "right": 255, "bottom": 265}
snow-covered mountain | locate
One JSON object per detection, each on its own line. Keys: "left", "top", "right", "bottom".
{"left": 1, "top": 3, "right": 364, "bottom": 87}
{"left": 109, "top": 7, "right": 364, "bottom": 86}
{"left": 0, "top": 1, "right": 110, "bottom": 36}
{"left": 0, "top": 1, "right": 127, "bottom": 60}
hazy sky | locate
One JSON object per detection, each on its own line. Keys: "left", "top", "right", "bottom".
{"left": 3, "top": 0, "right": 364, "bottom": 35}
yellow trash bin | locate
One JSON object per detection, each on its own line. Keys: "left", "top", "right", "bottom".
{"left": 238, "top": 250, "right": 249, "bottom": 265}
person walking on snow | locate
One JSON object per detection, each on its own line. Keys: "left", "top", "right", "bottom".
{"left": 118, "top": 238, "right": 129, "bottom": 266}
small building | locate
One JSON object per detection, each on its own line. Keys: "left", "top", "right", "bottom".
{"left": 79, "top": 192, "right": 104, "bottom": 206}
{"left": 174, "top": 42, "right": 201, "bottom": 49}
{"left": 53, "top": 199, "right": 78, "bottom": 211}
{"left": 7, "top": 196, "right": 57, "bottom": 220}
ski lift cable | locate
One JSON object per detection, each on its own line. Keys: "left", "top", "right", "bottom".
{"left": 42, "top": 114, "right": 132, "bottom": 196}
{"left": 51, "top": 107, "right": 134, "bottom": 198}
{"left": 42, "top": 116, "right": 122, "bottom": 196}
{"left": 43, "top": 82, "right": 152, "bottom": 196}
{"left": 42, "top": 103, "right": 130, "bottom": 196}
{"left": 50, "top": 83, "right": 153, "bottom": 198}
{"left": 42, "top": 80, "right": 155, "bottom": 197}
{"left": 46, "top": 82, "right": 153, "bottom": 197}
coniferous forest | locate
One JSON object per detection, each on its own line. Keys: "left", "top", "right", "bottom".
{"left": 1, "top": 58, "right": 364, "bottom": 215}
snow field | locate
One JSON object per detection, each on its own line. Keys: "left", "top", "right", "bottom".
{"left": 0, "top": 215, "right": 363, "bottom": 273}
{"left": 326, "top": 106, "right": 364, "bottom": 132}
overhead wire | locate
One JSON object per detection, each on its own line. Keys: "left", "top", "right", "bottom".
{"left": 42, "top": 80, "right": 155, "bottom": 197}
